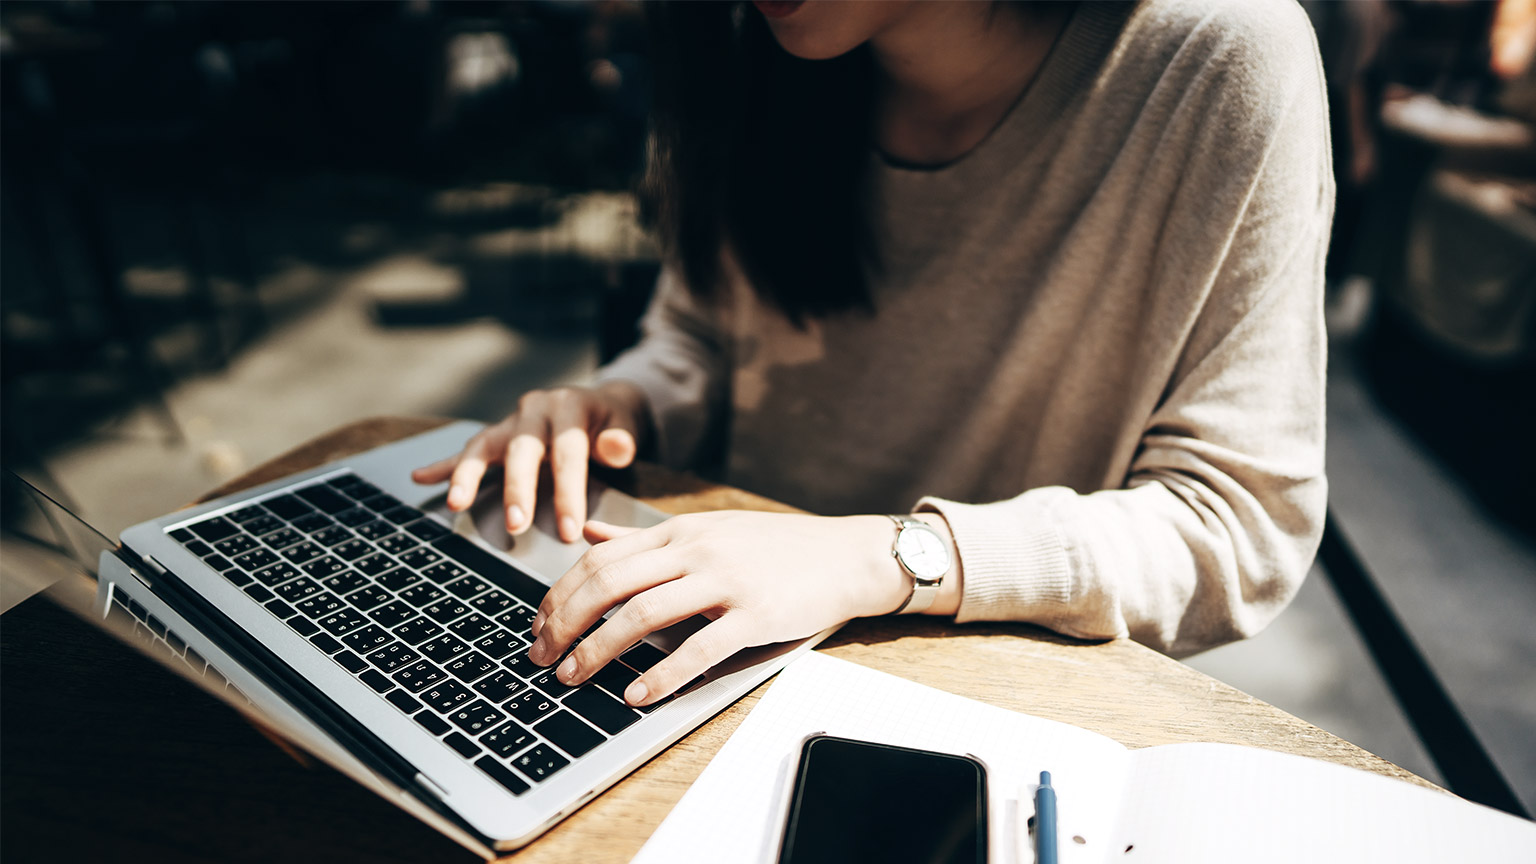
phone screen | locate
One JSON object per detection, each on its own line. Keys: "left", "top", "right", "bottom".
{"left": 777, "top": 735, "right": 987, "bottom": 864}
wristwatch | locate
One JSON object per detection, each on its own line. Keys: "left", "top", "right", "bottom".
{"left": 887, "top": 514, "right": 950, "bottom": 614}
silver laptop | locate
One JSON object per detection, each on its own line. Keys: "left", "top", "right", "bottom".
{"left": 20, "top": 421, "right": 830, "bottom": 857}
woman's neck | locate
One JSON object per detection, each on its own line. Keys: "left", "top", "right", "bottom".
{"left": 872, "top": 3, "right": 1070, "bottom": 167}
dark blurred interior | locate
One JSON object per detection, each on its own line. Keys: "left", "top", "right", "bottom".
{"left": 2, "top": 0, "right": 1535, "bottom": 854}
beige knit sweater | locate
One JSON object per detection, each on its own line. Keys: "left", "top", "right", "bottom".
{"left": 598, "top": 0, "right": 1333, "bottom": 657}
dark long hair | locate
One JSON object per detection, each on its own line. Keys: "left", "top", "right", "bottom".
{"left": 641, "top": 2, "right": 878, "bottom": 325}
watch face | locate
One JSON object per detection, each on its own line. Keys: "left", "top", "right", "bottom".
{"left": 895, "top": 525, "right": 949, "bottom": 581}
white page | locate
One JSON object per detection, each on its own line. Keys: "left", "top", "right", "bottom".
{"left": 1111, "top": 742, "right": 1536, "bottom": 863}
{"left": 633, "top": 651, "right": 1133, "bottom": 864}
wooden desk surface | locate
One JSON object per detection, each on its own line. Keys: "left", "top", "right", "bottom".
{"left": 1, "top": 417, "right": 1438, "bottom": 863}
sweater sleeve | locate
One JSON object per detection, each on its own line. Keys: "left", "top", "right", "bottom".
{"left": 594, "top": 266, "right": 731, "bottom": 472}
{"left": 920, "top": 1, "right": 1334, "bottom": 657}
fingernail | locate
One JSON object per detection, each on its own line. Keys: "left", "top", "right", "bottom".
{"left": 531, "top": 610, "right": 545, "bottom": 637}
{"left": 624, "top": 680, "right": 649, "bottom": 706}
{"left": 559, "top": 516, "right": 578, "bottom": 542}
{"left": 529, "top": 638, "right": 551, "bottom": 665}
{"left": 556, "top": 654, "right": 579, "bottom": 684}
{"left": 508, "top": 505, "right": 525, "bottom": 531}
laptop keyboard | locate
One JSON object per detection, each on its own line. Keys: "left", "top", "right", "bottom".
{"left": 166, "top": 471, "right": 680, "bottom": 797}
{"left": 104, "top": 587, "right": 251, "bottom": 706}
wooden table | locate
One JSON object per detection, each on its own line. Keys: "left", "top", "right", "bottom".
{"left": 0, "top": 417, "right": 1439, "bottom": 863}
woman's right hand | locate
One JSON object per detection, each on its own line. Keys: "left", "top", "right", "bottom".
{"left": 410, "top": 381, "right": 651, "bottom": 543}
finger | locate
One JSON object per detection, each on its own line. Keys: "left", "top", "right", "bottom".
{"left": 531, "top": 543, "right": 678, "bottom": 665}
{"left": 445, "top": 437, "right": 495, "bottom": 511}
{"left": 625, "top": 616, "right": 749, "bottom": 706}
{"left": 582, "top": 519, "right": 641, "bottom": 545}
{"left": 593, "top": 427, "right": 637, "bottom": 468}
{"left": 411, "top": 456, "right": 456, "bottom": 484}
{"left": 536, "top": 522, "right": 673, "bottom": 632}
{"left": 502, "top": 422, "right": 547, "bottom": 534}
{"left": 549, "top": 397, "right": 592, "bottom": 542}
{"left": 555, "top": 576, "right": 720, "bottom": 686}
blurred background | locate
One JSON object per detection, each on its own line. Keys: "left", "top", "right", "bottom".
{"left": 1, "top": 0, "right": 1533, "bottom": 828}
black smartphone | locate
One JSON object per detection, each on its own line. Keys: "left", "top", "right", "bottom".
{"left": 776, "top": 735, "right": 988, "bottom": 864}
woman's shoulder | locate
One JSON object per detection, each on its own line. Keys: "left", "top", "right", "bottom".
{"left": 1116, "top": 0, "right": 1323, "bottom": 98}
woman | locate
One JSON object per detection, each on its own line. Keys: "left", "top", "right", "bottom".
{"left": 414, "top": 0, "right": 1332, "bottom": 708}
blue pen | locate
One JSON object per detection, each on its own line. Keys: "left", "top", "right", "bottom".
{"left": 1034, "top": 771, "right": 1059, "bottom": 864}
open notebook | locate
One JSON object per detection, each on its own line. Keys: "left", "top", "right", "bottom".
{"left": 635, "top": 652, "right": 1534, "bottom": 864}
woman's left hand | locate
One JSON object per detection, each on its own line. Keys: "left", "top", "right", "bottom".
{"left": 526, "top": 511, "right": 911, "bottom": 706}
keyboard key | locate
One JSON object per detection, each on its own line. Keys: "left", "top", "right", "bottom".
{"left": 480, "top": 719, "right": 537, "bottom": 758}
{"left": 167, "top": 631, "right": 188, "bottom": 655}
{"left": 265, "top": 599, "right": 298, "bottom": 620}
{"left": 448, "top": 699, "right": 506, "bottom": 735}
{"left": 379, "top": 505, "right": 418, "bottom": 525}
{"left": 445, "top": 575, "right": 493, "bottom": 601}
{"left": 289, "top": 616, "right": 320, "bottom": 637}
{"left": 406, "top": 519, "right": 451, "bottom": 541}
{"left": 505, "top": 688, "right": 558, "bottom": 725}
{"left": 473, "top": 755, "right": 531, "bottom": 795}
{"left": 355, "top": 553, "right": 395, "bottom": 577}
{"left": 370, "top": 600, "right": 416, "bottom": 629}
{"left": 227, "top": 506, "right": 268, "bottom": 524}
{"left": 413, "top": 711, "right": 450, "bottom": 736}
{"left": 399, "top": 584, "right": 445, "bottom": 607}
{"left": 397, "top": 548, "right": 440, "bottom": 569}
{"left": 591, "top": 661, "right": 639, "bottom": 698}
{"left": 564, "top": 686, "right": 641, "bottom": 735}
{"left": 356, "top": 519, "right": 394, "bottom": 540}
{"left": 511, "top": 744, "right": 570, "bottom": 783}
{"left": 204, "top": 554, "right": 236, "bottom": 572}
{"left": 290, "top": 512, "right": 332, "bottom": 533}
{"left": 297, "top": 485, "right": 353, "bottom": 515}
{"left": 310, "top": 632, "right": 345, "bottom": 654}
{"left": 190, "top": 518, "right": 239, "bottom": 542}
{"left": 392, "top": 617, "right": 443, "bottom": 646}
{"left": 185, "top": 540, "right": 213, "bottom": 557}
{"left": 251, "top": 562, "right": 301, "bottom": 587}
{"left": 243, "top": 514, "right": 283, "bottom": 535}
{"left": 185, "top": 647, "right": 208, "bottom": 674}
{"left": 302, "top": 556, "right": 347, "bottom": 578}
{"left": 259, "top": 527, "right": 302, "bottom": 549}
{"left": 367, "top": 643, "right": 420, "bottom": 672}
{"left": 392, "top": 660, "right": 447, "bottom": 692}
{"left": 295, "top": 592, "right": 346, "bottom": 619}
{"left": 532, "top": 669, "right": 576, "bottom": 699}
{"left": 333, "top": 539, "right": 372, "bottom": 562}
{"left": 346, "top": 585, "right": 392, "bottom": 612}
{"left": 359, "top": 669, "right": 393, "bottom": 693}
{"left": 282, "top": 542, "right": 323, "bottom": 565}
{"left": 472, "top": 630, "right": 523, "bottom": 660}
{"left": 335, "top": 651, "right": 368, "bottom": 673}
{"left": 341, "top": 624, "right": 394, "bottom": 654}
{"left": 264, "top": 495, "right": 313, "bottom": 521}
{"left": 146, "top": 615, "right": 168, "bottom": 639}
{"left": 379, "top": 534, "right": 417, "bottom": 556}
{"left": 448, "top": 614, "right": 497, "bottom": 642}
{"left": 445, "top": 651, "right": 497, "bottom": 684}
{"left": 220, "top": 567, "right": 254, "bottom": 587}
{"left": 215, "top": 534, "right": 258, "bottom": 557}
{"left": 360, "top": 493, "right": 404, "bottom": 513}
{"left": 421, "top": 680, "right": 474, "bottom": 712}
{"left": 376, "top": 568, "right": 419, "bottom": 592}
{"left": 420, "top": 634, "right": 469, "bottom": 662}
{"left": 335, "top": 507, "right": 374, "bottom": 528}
{"left": 423, "top": 599, "right": 470, "bottom": 625}
{"left": 318, "top": 608, "right": 369, "bottom": 636}
{"left": 342, "top": 479, "right": 382, "bottom": 500}
{"left": 169, "top": 528, "right": 196, "bottom": 543}
{"left": 233, "top": 548, "right": 279, "bottom": 571}
{"left": 275, "top": 577, "right": 323, "bottom": 603}
{"left": 320, "top": 569, "right": 369, "bottom": 596}
{"left": 502, "top": 649, "right": 541, "bottom": 679}
{"left": 473, "top": 670, "right": 526, "bottom": 704}
{"left": 243, "top": 584, "right": 274, "bottom": 603}
{"left": 622, "top": 642, "right": 668, "bottom": 673}
{"left": 385, "top": 689, "right": 423, "bottom": 715}
{"left": 536, "top": 710, "right": 605, "bottom": 758}
{"left": 421, "top": 562, "right": 468, "bottom": 585}
{"left": 497, "top": 604, "right": 539, "bottom": 635}
{"left": 469, "top": 591, "right": 515, "bottom": 617}
{"left": 443, "top": 731, "right": 481, "bottom": 759}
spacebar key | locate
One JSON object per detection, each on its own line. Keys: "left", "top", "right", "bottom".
{"left": 432, "top": 534, "right": 549, "bottom": 607}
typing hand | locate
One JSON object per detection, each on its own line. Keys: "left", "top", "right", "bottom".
{"left": 410, "top": 381, "right": 651, "bottom": 542}
{"left": 526, "top": 512, "right": 912, "bottom": 706}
